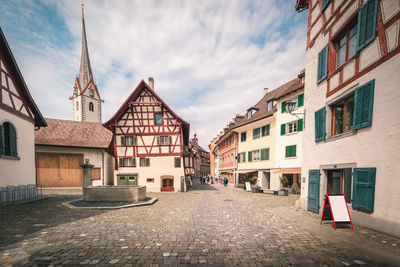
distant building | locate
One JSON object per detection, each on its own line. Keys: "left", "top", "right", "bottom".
{"left": 103, "top": 78, "right": 190, "bottom": 192}
{"left": 0, "top": 27, "right": 47, "bottom": 196}
{"left": 296, "top": 0, "right": 400, "bottom": 237}
{"left": 189, "top": 133, "right": 210, "bottom": 178}
{"left": 69, "top": 3, "right": 103, "bottom": 123}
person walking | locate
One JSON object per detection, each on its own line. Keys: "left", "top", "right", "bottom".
{"left": 207, "top": 176, "right": 210, "bottom": 184}
{"left": 224, "top": 177, "right": 228, "bottom": 187}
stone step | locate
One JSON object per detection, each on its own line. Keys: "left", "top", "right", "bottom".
{"left": 40, "top": 187, "right": 82, "bottom": 195}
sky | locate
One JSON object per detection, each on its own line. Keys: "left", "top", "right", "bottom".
{"left": 0, "top": 0, "right": 308, "bottom": 150}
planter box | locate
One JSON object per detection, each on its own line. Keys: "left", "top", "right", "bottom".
{"left": 277, "top": 190, "right": 288, "bottom": 196}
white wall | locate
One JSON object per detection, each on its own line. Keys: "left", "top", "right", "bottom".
{"left": 115, "top": 156, "right": 185, "bottom": 192}
{"left": 0, "top": 110, "right": 35, "bottom": 186}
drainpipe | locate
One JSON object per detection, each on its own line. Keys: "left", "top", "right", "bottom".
{"left": 102, "top": 150, "right": 105, "bottom": 185}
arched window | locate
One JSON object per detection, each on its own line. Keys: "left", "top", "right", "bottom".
{"left": 0, "top": 122, "right": 17, "bottom": 157}
{"left": 89, "top": 102, "right": 94, "bottom": 112}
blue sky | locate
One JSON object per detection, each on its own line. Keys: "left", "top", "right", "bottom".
{"left": 0, "top": 0, "right": 308, "bottom": 149}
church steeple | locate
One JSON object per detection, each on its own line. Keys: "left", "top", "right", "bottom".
{"left": 78, "top": 1, "right": 93, "bottom": 90}
{"left": 70, "top": 2, "right": 103, "bottom": 123}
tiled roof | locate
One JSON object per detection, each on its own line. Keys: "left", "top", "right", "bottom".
{"left": 35, "top": 118, "right": 112, "bottom": 149}
{"left": 190, "top": 140, "right": 208, "bottom": 153}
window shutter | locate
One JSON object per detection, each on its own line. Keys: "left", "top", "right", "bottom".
{"left": 357, "top": 0, "right": 378, "bottom": 52}
{"left": 298, "top": 93, "right": 304, "bottom": 107}
{"left": 281, "top": 101, "right": 286, "bottom": 113}
{"left": 352, "top": 168, "right": 376, "bottom": 212}
{"left": 146, "top": 158, "right": 150, "bottom": 167}
{"left": 9, "top": 124, "right": 17, "bottom": 157}
{"left": 285, "top": 146, "right": 290, "bottom": 157}
{"left": 121, "top": 136, "right": 125, "bottom": 146}
{"left": 297, "top": 119, "right": 303, "bottom": 132}
{"left": 133, "top": 158, "right": 136, "bottom": 167}
{"left": 157, "top": 136, "right": 160, "bottom": 145}
{"left": 317, "top": 45, "right": 329, "bottom": 84}
{"left": 237, "top": 154, "right": 241, "bottom": 163}
{"left": 248, "top": 151, "right": 252, "bottom": 162}
{"left": 292, "top": 145, "right": 296, "bottom": 157}
{"left": 321, "top": 0, "right": 330, "bottom": 12}
{"left": 134, "top": 136, "right": 138, "bottom": 146}
{"left": 353, "top": 80, "right": 375, "bottom": 129}
{"left": 261, "top": 148, "right": 268, "bottom": 161}
{"left": 315, "top": 107, "right": 326, "bottom": 142}
{"left": 119, "top": 158, "right": 124, "bottom": 167}
{"left": 280, "top": 123, "right": 286, "bottom": 135}
{"left": 169, "top": 136, "right": 172, "bottom": 145}
{"left": 0, "top": 124, "right": 2, "bottom": 155}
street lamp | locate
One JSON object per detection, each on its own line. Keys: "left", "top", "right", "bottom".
{"left": 286, "top": 100, "right": 306, "bottom": 127}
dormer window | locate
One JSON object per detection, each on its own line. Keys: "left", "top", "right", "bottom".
{"left": 247, "top": 108, "right": 257, "bottom": 119}
{"left": 267, "top": 100, "right": 275, "bottom": 111}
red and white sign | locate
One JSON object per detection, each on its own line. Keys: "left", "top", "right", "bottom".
{"left": 320, "top": 194, "right": 353, "bottom": 230}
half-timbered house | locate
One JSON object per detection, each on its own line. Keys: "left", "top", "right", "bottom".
{"left": 103, "top": 78, "right": 190, "bottom": 192}
{"left": 0, "top": 27, "right": 46, "bottom": 198}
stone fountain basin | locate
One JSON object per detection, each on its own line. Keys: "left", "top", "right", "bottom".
{"left": 83, "top": 185, "right": 146, "bottom": 202}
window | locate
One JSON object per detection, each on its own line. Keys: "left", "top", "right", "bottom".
{"left": 335, "top": 19, "right": 358, "bottom": 68}
{"left": 241, "top": 132, "right": 246, "bottom": 142}
{"left": 175, "top": 157, "right": 181, "bottom": 167}
{"left": 253, "top": 150, "right": 260, "bottom": 161}
{"left": 140, "top": 157, "right": 150, "bottom": 167}
{"left": 184, "top": 157, "right": 190, "bottom": 167}
{"left": 321, "top": 0, "right": 330, "bottom": 12}
{"left": 253, "top": 128, "right": 260, "bottom": 139}
{"left": 285, "top": 145, "right": 296, "bottom": 158}
{"left": 118, "top": 157, "right": 136, "bottom": 167}
{"left": 0, "top": 122, "right": 17, "bottom": 157}
{"left": 261, "top": 125, "right": 270, "bottom": 137}
{"left": 239, "top": 152, "right": 246, "bottom": 163}
{"left": 331, "top": 95, "right": 354, "bottom": 136}
{"left": 357, "top": 0, "right": 378, "bottom": 52}
{"left": 89, "top": 102, "right": 94, "bottom": 111}
{"left": 147, "top": 178, "right": 154, "bottom": 182}
{"left": 261, "top": 148, "right": 269, "bottom": 161}
{"left": 247, "top": 108, "right": 256, "bottom": 119}
{"left": 125, "top": 136, "right": 133, "bottom": 146}
{"left": 155, "top": 113, "right": 162, "bottom": 125}
{"left": 267, "top": 100, "right": 274, "bottom": 111}
{"left": 287, "top": 121, "right": 298, "bottom": 134}
{"left": 248, "top": 151, "right": 252, "bottom": 162}
{"left": 317, "top": 45, "right": 329, "bottom": 84}
{"left": 315, "top": 107, "right": 326, "bottom": 142}
{"left": 160, "top": 136, "right": 168, "bottom": 145}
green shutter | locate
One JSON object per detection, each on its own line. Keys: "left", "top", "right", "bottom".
{"left": 169, "top": 136, "right": 172, "bottom": 145}
{"left": 298, "top": 119, "right": 303, "bottom": 132}
{"left": 315, "top": 107, "right": 326, "bottom": 142}
{"left": 146, "top": 158, "right": 150, "bottom": 167}
{"left": 286, "top": 146, "right": 296, "bottom": 157}
{"left": 281, "top": 101, "right": 286, "bottom": 113}
{"left": 157, "top": 136, "right": 160, "bottom": 145}
{"left": 121, "top": 136, "right": 125, "bottom": 146}
{"left": 9, "top": 124, "right": 17, "bottom": 157}
{"left": 119, "top": 158, "right": 123, "bottom": 167}
{"left": 237, "top": 154, "right": 241, "bottom": 163}
{"left": 352, "top": 168, "right": 376, "bottom": 212}
{"left": 134, "top": 136, "right": 138, "bottom": 146}
{"left": 0, "top": 124, "right": 2, "bottom": 155}
{"left": 317, "top": 45, "right": 329, "bottom": 84}
{"left": 292, "top": 145, "right": 296, "bottom": 157}
{"left": 133, "top": 158, "right": 136, "bottom": 167}
{"left": 242, "top": 153, "right": 246, "bottom": 162}
{"left": 280, "top": 123, "right": 286, "bottom": 135}
{"left": 261, "top": 148, "right": 269, "bottom": 161}
{"left": 248, "top": 151, "right": 252, "bottom": 162}
{"left": 298, "top": 93, "right": 304, "bottom": 107}
{"left": 357, "top": 0, "right": 378, "bottom": 52}
{"left": 308, "top": 170, "right": 320, "bottom": 214}
{"left": 321, "top": 0, "right": 330, "bottom": 12}
{"left": 353, "top": 80, "right": 375, "bottom": 129}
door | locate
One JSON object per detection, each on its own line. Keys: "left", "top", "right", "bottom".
{"left": 161, "top": 176, "right": 174, "bottom": 191}
{"left": 117, "top": 174, "right": 138, "bottom": 186}
{"left": 307, "top": 169, "right": 320, "bottom": 214}
{"left": 36, "top": 153, "right": 83, "bottom": 187}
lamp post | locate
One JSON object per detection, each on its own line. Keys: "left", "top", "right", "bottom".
{"left": 286, "top": 100, "right": 306, "bottom": 128}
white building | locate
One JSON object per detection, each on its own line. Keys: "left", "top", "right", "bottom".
{"left": 0, "top": 27, "right": 47, "bottom": 194}
{"left": 296, "top": 0, "right": 400, "bottom": 237}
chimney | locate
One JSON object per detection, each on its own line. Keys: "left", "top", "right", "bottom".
{"left": 264, "top": 88, "right": 269, "bottom": 95}
{"left": 148, "top": 77, "right": 154, "bottom": 90}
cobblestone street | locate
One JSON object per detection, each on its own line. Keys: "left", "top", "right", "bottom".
{"left": 0, "top": 180, "right": 399, "bottom": 266}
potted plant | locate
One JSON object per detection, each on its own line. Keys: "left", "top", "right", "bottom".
{"left": 278, "top": 176, "right": 289, "bottom": 196}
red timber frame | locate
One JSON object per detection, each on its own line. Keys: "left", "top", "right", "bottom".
{"left": 103, "top": 80, "right": 190, "bottom": 171}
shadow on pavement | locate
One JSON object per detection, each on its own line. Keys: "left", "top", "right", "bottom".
{"left": 0, "top": 195, "right": 107, "bottom": 249}
{"left": 187, "top": 178, "right": 219, "bottom": 191}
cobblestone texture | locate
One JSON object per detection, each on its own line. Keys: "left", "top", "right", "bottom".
{"left": 0, "top": 179, "right": 399, "bottom": 266}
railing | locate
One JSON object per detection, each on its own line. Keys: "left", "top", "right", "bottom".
{"left": 0, "top": 184, "right": 41, "bottom": 205}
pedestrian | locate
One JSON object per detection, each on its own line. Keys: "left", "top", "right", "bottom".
{"left": 211, "top": 176, "right": 214, "bottom": 184}
{"left": 207, "top": 176, "right": 210, "bottom": 184}
{"left": 224, "top": 177, "right": 228, "bottom": 187}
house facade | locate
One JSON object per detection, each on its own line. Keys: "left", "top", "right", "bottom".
{"left": 103, "top": 78, "right": 190, "bottom": 192}
{"left": 296, "top": 0, "right": 400, "bottom": 237}
{"left": 189, "top": 134, "right": 210, "bottom": 178}
{"left": 0, "top": 27, "right": 47, "bottom": 201}
{"left": 216, "top": 130, "right": 238, "bottom": 185}
{"left": 34, "top": 118, "right": 114, "bottom": 187}
{"left": 272, "top": 72, "right": 305, "bottom": 193}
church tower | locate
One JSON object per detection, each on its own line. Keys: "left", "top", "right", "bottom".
{"left": 70, "top": 2, "right": 103, "bottom": 123}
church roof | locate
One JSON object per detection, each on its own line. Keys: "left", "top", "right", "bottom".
{"left": 0, "top": 27, "right": 46, "bottom": 127}
{"left": 35, "top": 118, "right": 112, "bottom": 149}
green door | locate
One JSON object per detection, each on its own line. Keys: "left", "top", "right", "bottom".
{"left": 117, "top": 174, "right": 138, "bottom": 186}
{"left": 307, "top": 170, "right": 320, "bottom": 214}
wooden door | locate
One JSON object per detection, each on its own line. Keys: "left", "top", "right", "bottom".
{"left": 36, "top": 153, "right": 83, "bottom": 187}
{"left": 161, "top": 177, "right": 174, "bottom": 191}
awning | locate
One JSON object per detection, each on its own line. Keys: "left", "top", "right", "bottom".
{"left": 273, "top": 168, "right": 301, "bottom": 174}
{"left": 234, "top": 170, "right": 258, "bottom": 174}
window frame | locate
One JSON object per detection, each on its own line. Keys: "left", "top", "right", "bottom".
{"left": 154, "top": 113, "right": 163, "bottom": 125}
{"left": 174, "top": 157, "right": 181, "bottom": 168}
{"left": 252, "top": 149, "right": 260, "bottom": 161}
{"left": 330, "top": 94, "right": 355, "bottom": 136}
{"left": 253, "top": 128, "right": 261, "bottom": 139}
{"left": 241, "top": 132, "right": 246, "bottom": 142}
{"left": 89, "top": 102, "right": 94, "bottom": 112}
{"left": 333, "top": 16, "right": 358, "bottom": 69}
{"left": 287, "top": 121, "right": 298, "bottom": 134}
{"left": 261, "top": 124, "right": 270, "bottom": 137}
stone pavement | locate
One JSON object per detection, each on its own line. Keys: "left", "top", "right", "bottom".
{"left": 0, "top": 180, "right": 399, "bottom": 266}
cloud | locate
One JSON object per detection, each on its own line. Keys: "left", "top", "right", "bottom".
{"left": 0, "top": 0, "right": 308, "bottom": 150}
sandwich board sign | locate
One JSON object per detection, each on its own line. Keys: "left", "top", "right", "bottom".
{"left": 320, "top": 194, "right": 353, "bottom": 230}
{"left": 245, "top": 182, "right": 252, "bottom": 191}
